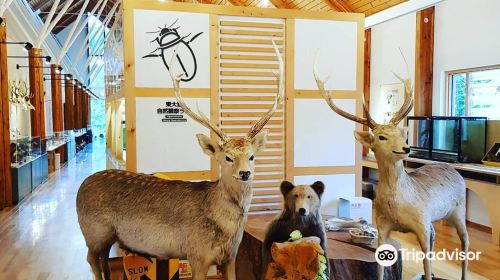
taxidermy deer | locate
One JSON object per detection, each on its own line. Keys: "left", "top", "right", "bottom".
{"left": 76, "top": 42, "right": 284, "bottom": 280}
{"left": 9, "top": 79, "right": 34, "bottom": 111}
{"left": 313, "top": 55, "right": 468, "bottom": 280}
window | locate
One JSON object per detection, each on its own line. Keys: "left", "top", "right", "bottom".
{"left": 448, "top": 66, "right": 500, "bottom": 119}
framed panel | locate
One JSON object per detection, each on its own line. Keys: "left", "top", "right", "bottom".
{"left": 133, "top": 9, "right": 210, "bottom": 88}
{"left": 294, "top": 99, "right": 356, "bottom": 167}
{"left": 135, "top": 97, "right": 210, "bottom": 173}
{"left": 294, "top": 19, "right": 358, "bottom": 91}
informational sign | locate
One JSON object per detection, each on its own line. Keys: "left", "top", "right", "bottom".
{"left": 156, "top": 101, "right": 187, "bottom": 123}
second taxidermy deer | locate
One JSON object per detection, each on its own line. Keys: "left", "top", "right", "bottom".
{"left": 313, "top": 55, "right": 468, "bottom": 280}
{"left": 76, "top": 42, "right": 285, "bottom": 280}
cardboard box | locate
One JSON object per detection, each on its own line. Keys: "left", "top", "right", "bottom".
{"left": 482, "top": 142, "right": 500, "bottom": 167}
{"left": 338, "top": 197, "right": 372, "bottom": 224}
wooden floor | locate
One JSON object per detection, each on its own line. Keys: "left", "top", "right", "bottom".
{"left": 0, "top": 140, "right": 498, "bottom": 279}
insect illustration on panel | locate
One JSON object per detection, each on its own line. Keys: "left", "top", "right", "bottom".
{"left": 143, "top": 19, "right": 204, "bottom": 82}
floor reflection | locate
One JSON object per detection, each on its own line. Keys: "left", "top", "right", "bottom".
{"left": 0, "top": 139, "right": 107, "bottom": 280}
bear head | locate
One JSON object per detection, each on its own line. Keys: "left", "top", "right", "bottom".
{"left": 280, "top": 181, "right": 324, "bottom": 217}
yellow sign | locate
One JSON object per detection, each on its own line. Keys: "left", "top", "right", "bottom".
{"left": 123, "top": 256, "right": 157, "bottom": 280}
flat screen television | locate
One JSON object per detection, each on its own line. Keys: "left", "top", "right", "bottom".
{"left": 407, "top": 116, "right": 487, "bottom": 163}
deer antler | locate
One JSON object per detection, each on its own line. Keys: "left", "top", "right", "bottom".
{"left": 246, "top": 40, "right": 285, "bottom": 140}
{"left": 389, "top": 72, "right": 414, "bottom": 125}
{"left": 313, "top": 52, "right": 378, "bottom": 129}
{"left": 169, "top": 54, "right": 230, "bottom": 143}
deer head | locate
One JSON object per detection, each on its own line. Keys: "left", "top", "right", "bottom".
{"left": 313, "top": 54, "right": 414, "bottom": 163}
{"left": 170, "top": 41, "right": 285, "bottom": 182}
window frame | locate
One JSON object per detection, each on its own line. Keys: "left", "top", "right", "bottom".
{"left": 445, "top": 64, "right": 500, "bottom": 117}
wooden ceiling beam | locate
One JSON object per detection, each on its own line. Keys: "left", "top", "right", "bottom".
{"left": 325, "top": 0, "right": 353, "bottom": 12}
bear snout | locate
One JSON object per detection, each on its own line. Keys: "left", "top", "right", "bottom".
{"left": 299, "top": 208, "right": 307, "bottom": 216}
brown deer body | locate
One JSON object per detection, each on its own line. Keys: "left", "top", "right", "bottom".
{"left": 76, "top": 43, "right": 284, "bottom": 280}
{"left": 314, "top": 56, "right": 469, "bottom": 280}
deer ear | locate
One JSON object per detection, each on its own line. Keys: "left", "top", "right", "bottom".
{"left": 311, "top": 181, "right": 325, "bottom": 198}
{"left": 399, "top": 127, "right": 409, "bottom": 138}
{"left": 354, "top": 131, "right": 374, "bottom": 148}
{"left": 280, "top": 181, "right": 295, "bottom": 196}
{"left": 251, "top": 130, "right": 268, "bottom": 153}
{"left": 196, "top": 134, "right": 221, "bottom": 156}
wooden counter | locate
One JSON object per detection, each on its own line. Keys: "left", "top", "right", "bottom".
{"left": 236, "top": 215, "right": 402, "bottom": 280}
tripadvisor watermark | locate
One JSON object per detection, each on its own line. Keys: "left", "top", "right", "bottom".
{"left": 375, "top": 244, "right": 481, "bottom": 267}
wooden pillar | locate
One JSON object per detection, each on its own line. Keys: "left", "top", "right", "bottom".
{"left": 363, "top": 29, "right": 371, "bottom": 156}
{"left": 86, "top": 94, "right": 91, "bottom": 128}
{"left": 74, "top": 83, "right": 81, "bottom": 129}
{"left": 64, "top": 75, "right": 74, "bottom": 130}
{"left": 0, "top": 18, "right": 13, "bottom": 208}
{"left": 415, "top": 6, "right": 435, "bottom": 116}
{"left": 50, "top": 64, "right": 65, "bottom": 163}
{"left": 51, "top": 65, "right": 63, "bottom": 131}
{"left": 80, "top": 88, "right": 86, "bottom": 129}
{"left": 29, "top": 48, "right": 46, "bottom": 138}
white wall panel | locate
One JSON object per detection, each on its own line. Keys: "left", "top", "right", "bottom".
{"left": 294, "top": 99, "right": 356, "bottom": 167}
{"left": 294, "top": 174, "right": 356, "bottom": 216}
{"left": 136, "top": 97, "right": 210, "bottom": 173}
{"left": 294, "top": 19, "right": 357, "bottom": 91}
{"left": 134, "top": 9, "right": 210, "bottom": 88}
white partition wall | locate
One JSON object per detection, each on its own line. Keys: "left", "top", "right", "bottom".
{"left": 123, "top": 1, "right": 364, "bottom": 214}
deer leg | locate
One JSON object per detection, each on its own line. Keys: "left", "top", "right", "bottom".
{"left": 221, "top": 258, "right": 236, "bottom": 280}
{"left": 415, "top": 225, "right": 432, "bottom": 280}
{"left": 377, "top": 218, "right": 392, "bottom": 280}
{"left": 429, "top": 224, "right": 435, "bottom": 252}
{"left": 448, "top": 209, "right": 469, "bottom": 280}
{"left": 87, "top": 250, "right": 103, "bottom": 280}
{"left": 190, "top": 258, "right": 211, "bottom": 280}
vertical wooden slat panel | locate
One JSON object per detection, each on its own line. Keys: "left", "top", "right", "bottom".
{"left": 29, "top": 48, "right": 46, "bottom": 138}
{"left": 415, "top": 6, "right": 434, "bottom": 116}
{"left": 0, "top": 18, "right": 12, "bottom": 208}
{"left": 219, "top": 17, "right": 285, "bottom": 213}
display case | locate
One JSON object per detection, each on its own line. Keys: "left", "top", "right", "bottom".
{"left": 45, "top": 131, "right": 69, "bottom": 152}
{"left": 10, "top": 136, "right": 32, "bottom": 167}
{"left": 408, "top": 116, "right": 487, "bottom": 163}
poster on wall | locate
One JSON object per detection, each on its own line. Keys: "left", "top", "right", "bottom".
{"left": 136, "top": 97, "right": 211, "bottom": 174}
{"left": 294, "top": 19, "right": 358, "bottom": 91}
{"left": 379, "top": 83, "right": 405, "bottom": 125}
{"left": 133, "top": 9, "right": 210, "bottom": 88}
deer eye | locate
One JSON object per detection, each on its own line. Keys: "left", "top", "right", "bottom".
{"left": 249, "top": 155, "right": 255, "bottom": 161}
{"left": 225, "top": 156, "right": 233, "bottom": 162}
{"left": 379, "top": 135, "right": 388, "bottom": 141}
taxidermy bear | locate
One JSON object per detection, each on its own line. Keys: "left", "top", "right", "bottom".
{"left": 262, "top": 181, "right": 329, "bottom": 278}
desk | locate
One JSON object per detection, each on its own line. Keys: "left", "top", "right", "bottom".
{"left": 363, "top": 156, "right": 500, "bottom": 245}
{"left": 236, "top": 215, "right": 402, "bottom": 280}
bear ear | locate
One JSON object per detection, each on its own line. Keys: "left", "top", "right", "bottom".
{"left": 280, "top": 181, "right": 295, "bottom": 196}
{"left": 311, "top": 181, "right": 325, "bottom": 198}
